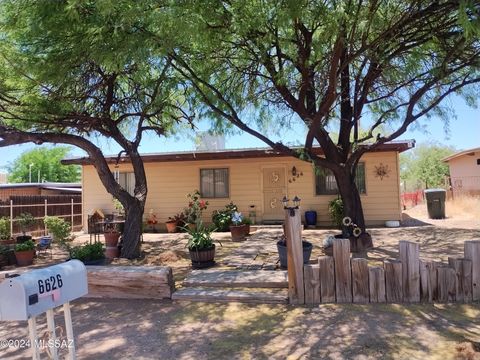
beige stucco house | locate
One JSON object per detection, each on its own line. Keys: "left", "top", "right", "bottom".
{"left": 443, "top": 147, "right": 480, "bottom": 197}
{"left": 63, "top": 141, "right": 414, "bottom": 231}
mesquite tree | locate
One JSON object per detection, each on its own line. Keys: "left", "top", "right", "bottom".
{"left": 0, "top": 1, "right": 184, "bottom": 258}
{"left": 167, "top": 0, "right": 480, "bottom": 249}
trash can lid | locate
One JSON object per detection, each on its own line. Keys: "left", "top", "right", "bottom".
{"left": 424, "top": 188, "right": 446, "bottom": 193}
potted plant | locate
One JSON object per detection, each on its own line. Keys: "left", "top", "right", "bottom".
{"left": 15, "top": 212, "right": 35, "bottom": 243}
{"left": 242, "top": 217, "right": 253, "bottom": 236}
{"left": 184, "top": 190, "right": 208, "bottom": 230}
{"left": 104, "top": 223, "right": 121, "bottom": 247}
{"left": 14, "top": 239, "right": 36, "bottom": 266}
{"left": 146, "top": 209, "right": 158, "bottom": 232}
{"left": 69, "top": 242, "right": 105, "bottom": 265}
{"left": 211, "top": 202, "right": 238, "bottom": 232}
{"left": 276, "top": 235, "right": 313, "bottom": 269}
{"left": 44, "top": 216, "right": 71, "bottom": 244}
{"left": 230, "top": 211, "right": 248, "bottom": 241}
{"left": 185, "top": 221, "right": 220, "bottom": 269}
{"left": 0, "top": 217, "right": 14, "bottom": 245}
{"left": 165, "top": 212, "right": 185, "bottom": 233}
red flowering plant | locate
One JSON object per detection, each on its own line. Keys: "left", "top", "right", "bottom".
{"left": 184, "top": 190, "right": 209, "bottom": 226}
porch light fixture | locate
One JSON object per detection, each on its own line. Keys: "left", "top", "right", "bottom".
{"left": 283, "top": 195, "right": 301, "bottom": 217}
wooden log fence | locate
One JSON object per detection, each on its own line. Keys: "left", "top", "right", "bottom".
{"left": 300, "top": 239, "right": 480, "bottom": 305}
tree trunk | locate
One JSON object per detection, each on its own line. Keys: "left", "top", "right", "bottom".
{"left": 334, "top": 166, "right": 373, "bottom": 252}
{"left": 121, "top": 198, "right": 144, "bottom": 259}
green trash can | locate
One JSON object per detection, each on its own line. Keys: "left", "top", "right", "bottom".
{"left": 424, "top": 189, "right": 446, "bottom": 219}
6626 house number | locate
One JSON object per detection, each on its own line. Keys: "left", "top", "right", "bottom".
{"left": 38, "top": 274, "right": 63, "bottom": 294}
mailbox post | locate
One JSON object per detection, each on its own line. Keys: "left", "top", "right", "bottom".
{"left": 0, "top": 260, "right": 88, "bottom": 360}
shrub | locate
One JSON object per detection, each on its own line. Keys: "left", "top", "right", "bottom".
{"left": 16, "top": 212, "right": 35, "bottom": 235}
{"left": 44, "top": 216, "right": 71, "bottom": 243}
{"left": 211, "top": 202, "right": 238, "bottom": 231}
{"left": 69, "top": 242, "right": 105, "bottom": 262}
{"left": 328, "top": 198, "right": 344, "bottom": 229}
{"left": 15, "top": 240, "right": 35, "bottom": 252}
{"left": 185, "top": 221, "right": 219, "bottom": 251}
{"left": 0, "top": 217, "right": 10, "bottom": 241}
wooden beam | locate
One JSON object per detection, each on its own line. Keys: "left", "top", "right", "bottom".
{"left": 284, "top": 208, "right": 305, "bottom": 305}
{"left": 318, "top": 256, "right": 335, "bottom": 303}
{"left": 351, "top": 258, "right": 369, "bottom": 303}
{"left": 333, "top": 238, "right": 352, "bottom": 303}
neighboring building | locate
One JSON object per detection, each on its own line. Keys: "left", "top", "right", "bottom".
{"left": 0, "top": 173, "right": 7, "bottom": 184}
{"left": 62, "top": 141, "right": 414, "bottom": 230}
{"left": 0, "top": 182, "right": 82, "bottom": 201}
{"left": 443, "top": 147, "right": 480, "bottom": 197}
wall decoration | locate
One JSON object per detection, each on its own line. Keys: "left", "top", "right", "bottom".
{"left": 374, "top": 163, "right": 390, "bottom": 180}
{"left": 288, "top": 166, "right": 303, "bottom": 183}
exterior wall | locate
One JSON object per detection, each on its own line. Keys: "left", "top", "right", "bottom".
{"left": 447, "top": 150, "right": 480, "bottom": 196}
{"left": 81, "top": 151, "right": 401, "bottom": 229}
{"left": 0, "top": 187, "right": 40, "bottom": 201}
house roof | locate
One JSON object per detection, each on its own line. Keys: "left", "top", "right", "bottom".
{"left": 62, "top": 140, "right": 415, "bottom": 166}
{"left": 442, "top": 147, "right": 480, "bottom": 162}
{"left": 0, "top": 182, "right": 81, "bottom": 190}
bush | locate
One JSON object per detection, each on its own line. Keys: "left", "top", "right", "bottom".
{"left": 328, "top": 198, "right": 344, "bottom": 229}
{"left": 15, "top": 240, "right": 35, "bottom": 252}
{"left": 44, "top": 216, "right": 71, "bottom": 243}
{"left": 0, "top": 217, "right": 10, "bottom": 241}
{"left": 16, "top": 213, "right": 35, "bottom": 235}
{"left": 69, "top": 242, "right": 105, "bottom": 262}
{"left": 211, "top": 202, "right": 238, "bottom": 231}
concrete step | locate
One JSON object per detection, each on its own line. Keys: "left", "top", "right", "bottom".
{"left": 183, "top": 269, "right": 288, "bottom": 288}
{"left": 172, "top": 287, "right": 288, "bottom": 304}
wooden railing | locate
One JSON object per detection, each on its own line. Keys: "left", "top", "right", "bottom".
{"left": 284, "top": 209, "right": 479, "bottom": 305}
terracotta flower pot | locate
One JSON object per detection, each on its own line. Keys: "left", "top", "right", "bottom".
{"left": 104, "top": 232, "right": 121, "bottom": 247}
{"left": 230, "top": 224, "right": 247, "bottom": 241}
{"left": 104, "top": 246, "right": 120, "bottom": 260}
{"left": 165, "top": 221, "right": 178, "bottom": 233}
{"left": 14, "top": 250, "right": 35, "bottom": 266}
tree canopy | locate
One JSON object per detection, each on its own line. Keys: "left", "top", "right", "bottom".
{"left": 7, "top": 146, "right": 80, "bottom": 183}
{"left": 400, "top": 143, "right": 455, "bottom": 190}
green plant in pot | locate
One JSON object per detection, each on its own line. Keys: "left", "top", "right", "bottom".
{"left": 328, "top": 198, "right": 344, "bottom": 229}
{"left": 44, "top": 216, "right": 72, "bottom": 244}
{"left": 211, "top": 202, "right": 237, "bottom": 232}
{"left": 14, "top": 239, "right": 35, "bottom": 266}
{"left": 0, "top": 217, "right": 13, "bottom": 245}
{"left": 165, "top": 212, "right": 185, "bottom": 233}
{"left": 69, "top": 242, "right": 105, "bottom": 265}
{"left": 15, "top": 212, "right": 35, "bottom": 243}
{"left": 0, "top": 244, "right": 9, "bottom": 268}
{"left": 183, "top": 190, "right": 208, "bottom": 230}
{"left": 185, "top": 221, "right": 220, "bottom": 269}
{"left": 230, "top": 211, "right": 247, "bottom": 242}
{"left": 241, "top": 217, "right": 253, "bottom": 236}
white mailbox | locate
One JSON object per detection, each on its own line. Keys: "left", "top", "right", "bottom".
{"left": 0, "top": 260, "right": 87, "bottom": 321}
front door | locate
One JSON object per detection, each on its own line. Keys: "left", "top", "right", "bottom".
{"left": 262, "top": 167, "right": 286, "bottom": 221}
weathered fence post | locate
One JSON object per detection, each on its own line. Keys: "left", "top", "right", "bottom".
{"left": 464, "top": 240, "right": 480, "bottom": 301}
{"left": 9, "top": 199, "right": 13, "bottom": 237}
{"left": 71, "top": 198, "right": 74, "bottom": 230}
{"left": 437, "top": 266, "right": 456, "bottom": 302}
{"left": 385, "top": 259, "right": 403, "bottom": 303}
{"left": 399, "top": 241, "right": 420, "bottom": 302}
{"left": 44, "top": 199, "right": 48, "bottom": 235}
{"left": 284, "top": 207, "right": 304, "bottom": 305}
{"left": 351, "top": 258, "right": 369, "bottom": 303}
{"left": 369, "top": 266, "right": 386, "bottom": 303}
{"left": 448, "top": 257, "right": 473, "bottom": 303}
{"left": 333, "top": 238, "right": 352, "bottom": 303}
{"left": 318, "top": 256, "right": 335, "bottom": 303}
{"left": 304, "top": 264, "right": 320, "bottom": 305}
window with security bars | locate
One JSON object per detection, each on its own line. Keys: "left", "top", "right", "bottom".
{"left": 315, "top": 163, "right": 366, "bottom": 195}
{"left": 200, "top": 168, "right": 229, "bottom": 198}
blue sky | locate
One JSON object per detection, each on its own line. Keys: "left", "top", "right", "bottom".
{"left": 0, "top": 95, "right": 478, "bottom": 171}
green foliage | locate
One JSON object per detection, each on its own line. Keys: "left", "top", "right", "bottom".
{"left": 112, "top": 198, "right": 125, "bottom": 216}
{"left": 183, "top": 191, "right": 208, "bottom": 225}
{"left": 400, "top": 143, "right": 455, "bottom": 190}
{"left": 44, "top": 216, "right": 71, "bottom": 243}
{"left": 0, "top": 217, "right": 10, "bottom": 241}
{"left": 185, "top": 221, "right": 218, "bottom": 251}
{"left": 7, "top": 147, "right": 80, "bottom": 183}
{"left": 211, "top": 202, "right": 238, "bottom": 232}
{"left": 0, "top": 244, "right": 8, "bottom": 255}
{"left": 242, "top": 217, "right": 252, "bottom": 225}
{"left": 328, "top": 198, "right": 344, "bottom": 229}
{"left": 15, "top": 213, "right": 35, "bottom": 235}
{"left": 69, "top": 242, "right": 105, "bottom": 262}
{"left": 15, "top": 240, "right": 35, "bottom": 252}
